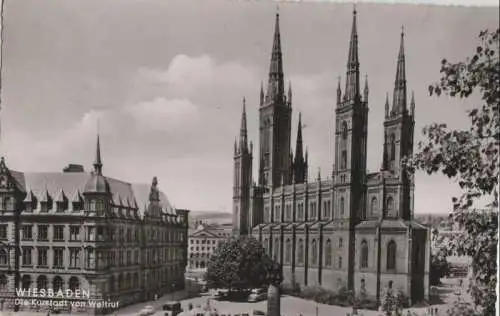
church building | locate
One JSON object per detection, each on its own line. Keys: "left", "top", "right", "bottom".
{"left": 232, "top": 9, "right": 430, "bottom": 304}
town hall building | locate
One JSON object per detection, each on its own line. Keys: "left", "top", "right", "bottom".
{"left": 232, "top": 9, "right": 430, "bottom": 304}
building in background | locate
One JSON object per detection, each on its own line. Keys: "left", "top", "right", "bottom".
{"left": 0, "top": 136, "right": 189, "bottom": 315}
{"left": 187, "top": 222, "right": 232, "bottom": 274}
{"left": 188, "top": 211, "right": 232, "bottom": 228}
{"left": 232, "top": 9, "right": 430, "bottom": 304}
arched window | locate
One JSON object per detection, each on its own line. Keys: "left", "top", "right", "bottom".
{"left": 390, "top": 134, "right": 396, "bottom": 161}
{"left": 340, "top": 197, "right": 345, "bottom": 217}
{"left": 0, "top": 249, "right": 7, "bottom": 265}
{"left": 263, "top": 238, "right": 269, "bottom": 255}
{"left": 360, "top": 240, "right": 368, "bottom": 268}
{"left": 341, "top": 121, "right": 348, "bottom": 141}
{"left": 285, "top": 239, "right": 292, "bottom": 264}
{"left": 22, "top": 275, "right": 31, "bottom": 290}
{"left": 387, "top": 240, "right": 397, "bottom": 270}
{"left": 388, "top": 280, "right": 393, "bottom": 289}
{"left": 325, "top": 239, "right": 332, "bottom": 266}
{"left": 273, "top": 238, "right": 280, "bottom": 261}
{"left": 311, "top": 239, "right": 318, "bottom": 265}
{"left": 297, "top": 239, "right": 304, "bottom": 265}
{"left": 338, "top": 256, "right": 343, "bottom": 269}
{"left": 339, "top": 238, "right": 343, "bottom": 249}
{"left": 37, "top": 275, "right": 47, "bottom": 290}
{"left": 370, "top": 197, "right": 378, "bottom": 216}
{"left": 109, "top": 275, "right": 115, "bottom": 292}
{"left": 53, "top": 276, "right": 63, "bottom": 292}
{"left": 0, "top": 274, "right": 7, "bottom": 292}
{"left": 69, "top": 276, "right": 80, "bottom": 292}
{"left": 361, "top": 278, "right": 366, "bottom": 292}
{"left": 386, "top": 197, "right": 394, "bottom": 218}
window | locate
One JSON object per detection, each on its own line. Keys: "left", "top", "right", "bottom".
{"left": 53, "top": 276, "right": 63, "bottom": 292}
{"left": 37, "top": 275, "right": 48, "bottom": 290}
{"left": 0, "top": 225, "right": 7, "bottom": 240}
{"left": 3, "top": 197, "right": 14, "bottom": 211}
{"left": 338, "top": 256, "right": 343, "bottom": 269}
{"left": 22, "top": 248, "right": 32, "bottom": 266}
{"left": 297, "top": 239, "right": 304, "bottom": 265}
{"left": 386, "top": 197, "right": 394, "bottom": 218}
{"left": 53, "top": 248, "right": 64, "bottom": 268}
{"left": 86, "top": 227, "right": 95, "bottom": 241}
{"left": 37, "top": 248, "right": 48, "bottom": 267}
{"left": 0, "top": 249, "right": 7, "bottom": 265}
{"left": 274, "top": 205, "right": 281, "bottom": 222}
{"left": 390, "top": 134, "right": 396, "bottom": 161}
{"left": 22, "top": 226, "right": 33, "bottom": 240}
{"left": 340, "top": 197, "right": 345, "bottom": 217}
{"left": 264, "top": 206, "right": 270, "bottom": 223}
{"left": 285, "top": 204, "right": 292, "bottom": 221}
{"left": 70, "top": 226, "right": 80, "bottom": 241}
{"left": 387, "top": 240, "right": 397, "bottom": 270}
{"left": 310, "top": 202, "right": 317, "bottom": 219}
{"left": 40, "top": 202, "right": 48, "bottom": 213}
{"left": 69, "top": 277, "right": 79, "bottom": 292}
{"left": 341, "top": 151, "right": 347, "bottom": 169}
{"left": 361, "top": 278, "right": 366, "bottom": 292}
{"left": 323, "top": 200, "right": 331, "bottom": 219}
{"left": 360, "top": 240, "right": 368, "bottom": 269}
{"left": 370, "top": 197, "right": 378, "bottom": 217}
{"left": 339, "top": 238, "right": 343, "bottom": 249}
{"left": 263, "top": 239, "right": 269, "bottom": 255}
{"left": 53, "top": 225, "right": 64, "bottom": 241}
{"left": 285, "top": 238, "right": 292, "bottom": 264}
{"left": 273, "top": 238, "right": 280, "bottom": 261}
{"left": 56, "top": 201, "right": 65, "bottom": 213}
{"left": 69, "top": 248, "right": 80, "bottom": 269}
{"left": 311, "top": 239, "right": 318, "bottom": 265}
{"left": 21, "top": 275, "right": 31, "bottom": 290}
{"left": 38, "top": 225, "right": 48, "bottom": 241}
{"left": 325, "top": 239, "right": 332, "bottom": 266}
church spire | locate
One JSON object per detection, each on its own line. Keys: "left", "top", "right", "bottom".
{"left": 260, "top": 81, "right": 265, "bottom": 105}
{"left": 385, "top": 92, "right": 390, "bottom": 118}
{"left": 337, "top": 76, "right": 342, "bottom": 104}
{"left": 93, "top": 133, "right": 103, "bottom": 175}
{"left": 266, "top": 11, "right": 285, "bottom": 103}
{"left": 363, "top": 74, "right": 369, "bottom": 102}
{"left": 295, "top": 113, "right": 303, "bottom": 161}
{"left": 392, "top": 26, "right": 407, "bottom": 114}
{"left": 239, "top": 97, "right": 248, "bottom": 152}
{"left": 293, "top": 113, "right": 306, "bottom": 184}
{"left": 344, "top": 7, "right": 360, "bottom": 102}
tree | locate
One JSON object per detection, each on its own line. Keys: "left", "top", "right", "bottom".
{"left": 380, "top": 289, "right": 405, "bottom": 316}
{"left": 205, "top": 236, "right": 282, "bottom": 291}
{"left": 406, "top": 28, "right": 499, "bottom": 316}
{"left": 430, "top": 252, "right": 450, "bottom": 286}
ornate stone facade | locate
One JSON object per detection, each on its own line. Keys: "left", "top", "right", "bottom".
{"left": 0, "top": 137, "right": 189, "bottom": 314}
{"left": 232, "top": 9, "right": 430, "bottom": 304}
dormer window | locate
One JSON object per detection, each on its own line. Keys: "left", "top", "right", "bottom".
{"left": 56, "top": 201, "right": 65, "bottom": 213}
{"left": 96, "top": 200, "right": 105, "bottom": 217}
{"left": 40, "top": 202, "right": 48, "bottom": 213}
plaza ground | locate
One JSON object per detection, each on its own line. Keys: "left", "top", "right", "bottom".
{"left": 0, "top": 278, "right": 468, "bottom": 316}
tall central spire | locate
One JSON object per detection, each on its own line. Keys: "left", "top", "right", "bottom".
{"left": 239, "top": 97, "right": 248, "bottom": 152}
{"left": 94, "top": 134, "right": 103, "bottom": 175}
{"left": 266, "top": 11, "right": 285, "bottom": 103}
{"left": 392, "top": 27, "right": 407, "bottom": 114}
{"left": 344, "top": 7, "right": 360, "bottom": 102}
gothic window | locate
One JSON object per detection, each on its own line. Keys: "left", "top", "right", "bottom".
{"left": 264, "top": 206, "right": 270, "bottom": 223}
{"left": 53, "top": 276, "right": 63, "bottom": 292}
{"left": 386, "top": 197, "right": 394, "bottom": 218}
{"left": 21, "top": 275, "right": 31, "bottom": 290}
{"left": 339, "top": 238, "right": 343, "bottom": 249}
{"left": 0, "top": 249, "right": 7, "bottom": 265}
{"left": 37, "top": 275, "right": 47, "bottom": 290}
{"left": 285, "top": 238, "right": 292, "bottom": 264}
{"left": 310, "top": 202, "right": 316, "bottom": 219}
{"left": 387, "top": 240, "right": 397, "bottom": 270}
{"left": 297, "top": 239, "right": 304, "bottom": 265}
{"left": 69, "top": 276, "right": 80, "bottom": 292}
{"left": 273, "top": 238, "right": 280, "bottom": 261}
{"left": 0, "top": 274, "right": 6, "bottom": 291}
{"left": 390, "top": 133, "right": 396, "bottom": 161}
{"left": 340, "top": 197, "right": 345, "bottom": 217}
{"left": 361, "top": 278, "right": 366, "bottom": 292}
{"left": 370, "top": 197, "right": 378, "bottom": 216}
{"left": 338, "top": 256, "right": 343, "bottom": 269}
{"left": 311, "top": 239, "right": 318, "bottom": 265}
{"left": 274, "top": 205, "right": 281, "bottom": 222}
{"left": 360, "top": 240, "right": 368, "bottom": 268}
{"left": 263, "top": 238, "right": 269, "bottom": 255}
{"left": 341, "top": 121, "right": 348, "bottom": 141}
{"left": 325, "top": 239, "right": 332, "bottom": 266}
{"left": 341, "top": 151, "right": 347, "bottom": 169}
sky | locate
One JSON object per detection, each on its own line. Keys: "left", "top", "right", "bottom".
{"left": 0, "top": 0, "right": 498, "bottom": 214}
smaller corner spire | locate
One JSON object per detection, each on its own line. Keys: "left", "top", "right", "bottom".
{"left": 363, "top": 74, "right": 369, "bottom": 102}
{"left": 93, "top": 131, "right": 103, "bottom": 175}
{"left": 337, "top": 76, "right": 342, "bottom": 105}
{"left": 260, "top": 81, "right": 265, "bottom": 105}
{"left": 410, "top": 90, "right": 415, "bottom": 116}
{"left": 239, "top": 97, "right": 248, "bottom": 150}
{"left": 385, "top": 92, "right": 390, "bottom": 118}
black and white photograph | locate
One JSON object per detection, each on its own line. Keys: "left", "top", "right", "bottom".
{"left": 0, "top": 0, "right": 498, "bottom": 315}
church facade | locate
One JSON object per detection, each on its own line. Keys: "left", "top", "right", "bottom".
{"left": 232, "top": 9, "right": 430, "bottom": 304}
{"left": 0, "top": 137, "right": 189, "bottom": 314}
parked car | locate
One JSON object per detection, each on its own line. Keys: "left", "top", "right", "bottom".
{"left": 163, "top": 301, "right": 182, "bottom": 316}
{"left": 138, "top": 305, "right": 155, "bottom": 316}
{"left": 212, "top": 289, "right": 228, "bottom": 300}
{"left": 248, "top": 288, "right": 267, "bottom": 302}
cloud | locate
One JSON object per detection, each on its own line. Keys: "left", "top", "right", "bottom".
{"left": 125, "top": 97, "right": 200, "bottom": 132}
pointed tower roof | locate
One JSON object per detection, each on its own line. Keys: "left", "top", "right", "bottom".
{"left": 239, "top": 97, "right": 248, "bottom": 152}
{"left": 344, "top": 7, "right": 360, "bottom": 102}
{"left": 385, "top": 92, "right": 390, "bottom": 118}
{"left": 24, "top": 189, "right": 35, "bottom": 203}
{"left": 94, "top": 134, "right": 103, "bottom": 175}
{"left": 410, "top": 90, "right": 415, "bottom": 116}
{"left": 294, "top": 113, "right": 304, "bottom": 162}
{"left": 266, "top": 11, "right": 285, "bottom": 102}
{"left": 71, "top": 189, "right": 82, "bottom": 203}
{"left": 392, "top": 27, "right": 407, "bottom": 114}
{"left": 363, "top": 74, "right": 369, "bottom": 101}
{"left": 39, "top": 188, "right": 51, "bottom": 203}
{"left": 54, "top": 188, "right": 66, "bottom": 203}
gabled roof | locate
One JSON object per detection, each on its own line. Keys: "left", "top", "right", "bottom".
{"left": 189, "top": 229, "right": 219, "bottom": 239}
